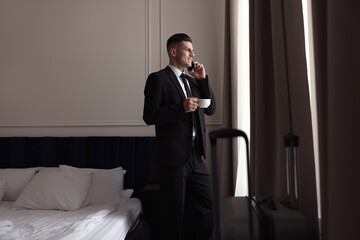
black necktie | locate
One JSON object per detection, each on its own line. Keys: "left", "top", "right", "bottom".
{"left": 180, "top": 74, "right": 199, "bottom": 144}
{"left": 180, "top": 73, "right": 193, "bottom": 98}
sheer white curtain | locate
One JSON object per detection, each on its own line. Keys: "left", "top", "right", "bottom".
{"left": 301, "top": 0, "right": 322, "bottom": 232}
{"left": 228, "top": 0, "right": 250, "bottom": 197}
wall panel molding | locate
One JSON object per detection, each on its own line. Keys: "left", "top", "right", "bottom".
{"left": 0, "top": 0, "right": 149, "bottom": 130}
{"left": 0, "top": 120, "right": 222, "bottom": 128}
{"left": 0, "top": 0, "right": 224, "bottom": 136}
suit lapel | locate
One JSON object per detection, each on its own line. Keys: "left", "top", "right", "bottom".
{"left": 165, "top": 66, "right": 186, "bottom": 100}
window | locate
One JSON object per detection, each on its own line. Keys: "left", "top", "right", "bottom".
{"left": 301, "top": 0, "right": 322, "bottom": 226}
{"left": 235, "top": 0, "right": 250, "bottom": 196}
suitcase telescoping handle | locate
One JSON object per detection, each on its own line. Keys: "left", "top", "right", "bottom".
{"left": 209, "top": 128, "right": 252, "bottom": 240}
{"left": 209, "top": 128, "right": 251, "bottom": 198}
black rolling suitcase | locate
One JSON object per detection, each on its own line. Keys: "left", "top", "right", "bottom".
{"left": 209, "top": 128, "right": 317, "bottom": 240}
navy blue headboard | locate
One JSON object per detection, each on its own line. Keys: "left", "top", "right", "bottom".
{"left": 0, "top": 137, "right": 158, "bottom": 190}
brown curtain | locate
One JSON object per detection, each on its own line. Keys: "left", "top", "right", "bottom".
{"left": 219, "top": 0, "right": 236, "bottom": 200}
{"left": 312, "top": 0, "right": 360, "bottom": 239}
{"left": 249, "top": 0, "right": 318, "bottom": 231}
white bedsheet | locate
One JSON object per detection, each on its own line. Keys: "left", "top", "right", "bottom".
{"left": 0, "top": 198, "right": 142, "bottom": 240}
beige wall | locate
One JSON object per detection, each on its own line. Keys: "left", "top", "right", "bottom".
{"left": 0, "top": 0, "right": 224, "bottom": 138}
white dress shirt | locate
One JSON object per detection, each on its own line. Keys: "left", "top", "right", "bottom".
{"left": 168, "top": 64, "right": 196, "bottom": 140}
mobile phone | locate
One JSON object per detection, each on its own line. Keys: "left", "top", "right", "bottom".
{"left": 187, "top": 61, "right": 195, "bottom": 71}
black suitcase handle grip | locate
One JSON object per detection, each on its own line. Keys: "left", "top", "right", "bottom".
{"left": 209, "top": 128, "right": 249, "bottom": 146}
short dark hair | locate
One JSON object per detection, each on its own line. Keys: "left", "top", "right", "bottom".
{"left": 166, "top": 33, "right": 192, "bottom": 55}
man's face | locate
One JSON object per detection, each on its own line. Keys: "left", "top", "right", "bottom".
{"left": 174, "top": 41, "right": 195, "bottom": 69}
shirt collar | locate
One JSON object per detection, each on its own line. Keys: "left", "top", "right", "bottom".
{"left": 168, "top": 64, "right": 185, "bottom": 78}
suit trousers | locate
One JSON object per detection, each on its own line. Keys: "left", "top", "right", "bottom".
{"left": 160, "top": 146, "right": 214, "bottom": 240}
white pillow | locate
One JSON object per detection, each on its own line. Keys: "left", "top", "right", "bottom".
{"left": 117, "top": 189, "right": 134, "bottom": 207}
{"left": 12, "top": 170, "right": 92, "bottom": 211}
{"left": 0, "top": 168, "right": 38, "bottom": 201}
{"left": 59, "top": 165, "right": 126, "bottom": 205}
{"left": 38, "top": 167, "right": 60, "bottom": 173}
{"left": 0, "top": 180, "right": 7, "bottom": 201}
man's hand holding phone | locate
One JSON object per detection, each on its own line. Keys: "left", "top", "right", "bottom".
{"left": 187, "top": 61, "right": 206, "bottom": 80}
{"left": 183, "top": 97, "right": 198, "bottom": 112}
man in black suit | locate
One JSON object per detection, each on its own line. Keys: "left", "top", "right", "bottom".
{"left": 143, "top": 33, "right": 216, "bottom": 240}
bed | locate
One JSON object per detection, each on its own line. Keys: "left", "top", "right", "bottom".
{"left": 0, "top": 137, "right": 158, "bottom": 240}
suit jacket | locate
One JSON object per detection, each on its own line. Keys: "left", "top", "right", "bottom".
{"left": 143, "top": 66, "right": 216, "bottom": 167}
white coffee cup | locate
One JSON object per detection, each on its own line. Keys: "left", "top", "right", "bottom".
{"left": 198, "top": 99, "right": 211, "bottom": 108}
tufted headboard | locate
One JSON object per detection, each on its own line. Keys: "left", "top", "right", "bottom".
{"left": 0, "top": 136, "right": 158, "bottom": 190}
